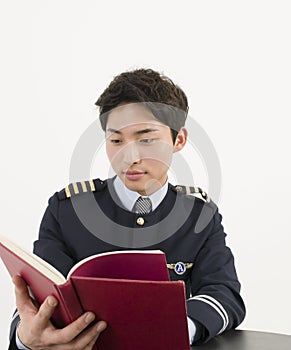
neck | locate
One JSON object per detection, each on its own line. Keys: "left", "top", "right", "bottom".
{"left": 137, "top": 177, "right": 168, "bottom": 196}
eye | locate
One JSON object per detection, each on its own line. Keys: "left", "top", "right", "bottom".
{"left": 110, "top": 139, "right": 122, "bottom": 144}
{"left": 139, "top": 138, "right": 156, "bottom": 144}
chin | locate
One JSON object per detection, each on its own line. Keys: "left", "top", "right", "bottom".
{"left": 125, "top": 182, "right": 144, "bottom": 192}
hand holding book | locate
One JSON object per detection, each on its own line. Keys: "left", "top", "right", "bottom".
{"left": 13, "top": 275, "right": 107, "bottom": 350}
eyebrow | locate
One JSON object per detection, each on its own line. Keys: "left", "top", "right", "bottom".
{"left": 106, "top": 128, "right": 159, "bottom": 135}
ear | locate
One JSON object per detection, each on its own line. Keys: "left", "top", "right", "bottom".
{"left": 173, "top": 127, "right": 187, "bottom": 153}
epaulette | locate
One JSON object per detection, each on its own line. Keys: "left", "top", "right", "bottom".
{"left": 174, "top": 185, "right": 211, "bottom": 203}
{"left": 57, "top": 179, "right": 105, "bottom": 200}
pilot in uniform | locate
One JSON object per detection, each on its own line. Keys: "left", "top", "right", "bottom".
{"left": 9, "top": 175, "right": 246, "bottom": 348}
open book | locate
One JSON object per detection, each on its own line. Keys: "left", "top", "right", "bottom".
{"left": 0, "top": 235, "right": 190, "bottom": 350}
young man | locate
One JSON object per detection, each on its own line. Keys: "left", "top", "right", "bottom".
{"left": 9, "top": 69, "right": 245, "bottom": 349}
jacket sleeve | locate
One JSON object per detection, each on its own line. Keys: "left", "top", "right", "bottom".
{"left": 187, "top": 209, "right": 246, "bottom": 344}
{"left": 8, "top": 310, "right": 20, "bottom": 350}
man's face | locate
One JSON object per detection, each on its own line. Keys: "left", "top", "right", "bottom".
{"left": 105, "top": 103, "right": 187, "bottom": 195}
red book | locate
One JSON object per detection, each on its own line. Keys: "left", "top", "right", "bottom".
{"left": 0, "top": 236, "right": 190, "bottom": 350}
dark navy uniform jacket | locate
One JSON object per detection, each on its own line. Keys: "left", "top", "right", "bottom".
{"left": 9, "top": 177, "right": 245, "bottom": 348}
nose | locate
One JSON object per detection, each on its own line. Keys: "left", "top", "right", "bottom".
{"left": 123, "top": 141, "right": 141, "bottom": 165}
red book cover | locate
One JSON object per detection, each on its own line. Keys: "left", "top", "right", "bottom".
{"left": 71, "top": 276, "right": 190, "bottom": 350}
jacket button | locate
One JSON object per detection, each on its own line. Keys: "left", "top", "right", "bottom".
{"left": 136, "top": 217, "right": 145, "bottom": 226}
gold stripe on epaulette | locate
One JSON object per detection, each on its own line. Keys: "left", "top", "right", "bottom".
{"left": 72, "top": 183, "right": 79, "bottom": 195}
{"left": 175, "top": 185, "right": 212, "bottom": 204}
{"left": 81, "top": 181, "right": 87, "bottom": 193}
{"left": 65, "top": 186, "right": 71, "bottom": 198}
{"left": 89, "top": 180, "right": 95, "bottom": 191}
{"left": 64, "top": 179, "right": 97, "bottom": 199}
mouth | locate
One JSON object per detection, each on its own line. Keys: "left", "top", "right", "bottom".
{"left": 123, "top": 170, "right": 147, "bottom": 181}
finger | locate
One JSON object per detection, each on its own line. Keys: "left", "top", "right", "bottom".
{"left": 53, "top": 312, "right": 97, "bottom": 344}
{"left": 35, "top": 295, "right": 59, "bottom": 329}
{"left": 13, "top": 275, "right": 38, "bottom": 316}
{"left": 71, "top": 320, "right": 107, "bottom": 350}
{"left": 95, "top": 321, "right": 107, "bottom": 333}
{"left": 84, "top": 333, "right": 99, "bottom": 350}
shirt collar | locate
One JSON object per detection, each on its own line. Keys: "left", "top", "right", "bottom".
{"left": 113, "top": 176, "right": 169, "bottom": 212}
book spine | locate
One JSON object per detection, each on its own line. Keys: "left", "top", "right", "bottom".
{"left": 53, "top": 280, "right": 84, "bottom": 328}
{"left": 57, "top": 280, "right": 99, "bottom": 350}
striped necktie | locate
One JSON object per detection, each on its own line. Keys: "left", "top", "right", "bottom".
{"left": 134, "top": 196, "right": 152, "bottom": 214}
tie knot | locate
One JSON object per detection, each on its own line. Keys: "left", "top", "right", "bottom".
{"left": 134, "top": 196, "right": 152, "bottom": 214}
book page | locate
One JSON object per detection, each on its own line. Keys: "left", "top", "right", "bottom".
{"left": 0, "top": 235, "right": 65, "bottom": 285}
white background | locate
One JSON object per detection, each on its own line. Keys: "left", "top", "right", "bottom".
{"left": 0, "top": 0, "right": 291, "bottom": 348}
